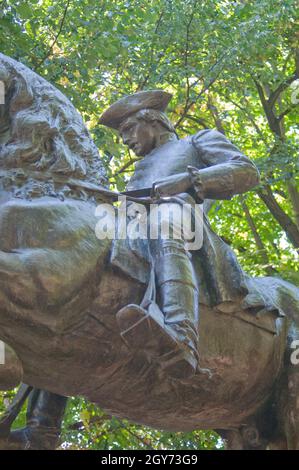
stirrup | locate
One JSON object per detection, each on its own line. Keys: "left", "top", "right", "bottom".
{"left": 116, "top": 304, "right": 178, "bottom": 352}
{"left": 116, "top": 304, "right": 199, "bottom": 379}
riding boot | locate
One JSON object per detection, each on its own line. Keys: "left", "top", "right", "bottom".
{"left": 117, "top": 239, "right": 200, "bottom": 380}
{"left": 8, "top": 389, "right": 67, "bottom": 450}
{"left": 153, "top": 241, "right": 199, "bottom": 378}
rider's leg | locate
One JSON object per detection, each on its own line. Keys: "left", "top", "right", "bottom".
{"left": 152, "top": 238, "right": 199, "bottom": 378}
{"left": 117, "top": 195, "right": 200, "bottom": 379}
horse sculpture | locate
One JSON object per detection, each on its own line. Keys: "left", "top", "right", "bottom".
{"left": 0, "top": 53, "right": 298, "bottom": 450}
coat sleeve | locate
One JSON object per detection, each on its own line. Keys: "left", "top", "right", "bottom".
{"left": 189, "top": 129, "right": 260, "bottom": 201}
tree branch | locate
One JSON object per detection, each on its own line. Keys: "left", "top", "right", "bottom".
{"left": 111, "top": 157, "right": 140, "bottom": 177}
{"left": 253, "top": 78, "right": 268, "bottom": 110}
{"left": 286, "top": 180, "right": 299, "bottom": 229}
{"left": 137, "top": 10, "right": 164, "bottom": 91}
{"left": 174, "top": 46, "right": 229, "bottom": 129}
{"left": 227, "top": 96, "right": 268, "bottom": 144}
{"left": 268, "top": 73, "right": 298, "bottom": 110}
{"left": 177, "top": 0, "right": 198, "bottom": 126}
{"left": 253, "top": 78, "right": 282, "bottom": 137}
{"left": 240, "top": 196, "right": 276, "bottom": 274}
{"left": 278, "top": 104, "right": 297, "bottom": 121}
{"left": 35, "top": 0, "right": 71, "bottom": 69}
{"left": 207, "top": 94, "right": 226, "bottom": 134}
{"left": 258, "top": 185, "right": 299, "bottom": 249}
{"left": 184, "top": 114, "right": 210, "bottom": 128}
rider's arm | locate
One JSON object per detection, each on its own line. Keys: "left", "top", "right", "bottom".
{"left": 189, "top": 129, "right": 260, "bottom": 202}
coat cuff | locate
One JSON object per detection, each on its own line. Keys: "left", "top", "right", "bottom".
{"left": 187, "top": 165, "right": 235, "bottom": 201}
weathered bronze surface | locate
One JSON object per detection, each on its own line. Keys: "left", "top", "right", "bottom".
{"left": 0, "top": 54, "right": 299, "bottom": 450}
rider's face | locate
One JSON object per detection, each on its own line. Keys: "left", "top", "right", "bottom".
{"left": 119, "top": 116, "right": 156, "bottom": 157}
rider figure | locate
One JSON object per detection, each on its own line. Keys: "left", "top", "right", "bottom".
{"left": 100, "top": 90, "right": 260, "bottom": 380}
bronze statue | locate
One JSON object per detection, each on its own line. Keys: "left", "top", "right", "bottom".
{"left": 0, "top": 54, "right": 299, "bottom": 450}
{"left": 99, "top": 90, "right": 260, "bottom": 380}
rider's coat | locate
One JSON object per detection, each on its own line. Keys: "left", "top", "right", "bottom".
{"left": 113, "top": 129, "right": 260, "bottom": 310}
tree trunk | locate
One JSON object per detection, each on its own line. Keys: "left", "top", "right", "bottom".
{"left": 257, "top": 186, "right": 299, "bottom": 249}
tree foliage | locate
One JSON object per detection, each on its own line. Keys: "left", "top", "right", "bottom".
{"left": 0, "top": 0, "right": 298, "bottom": 449}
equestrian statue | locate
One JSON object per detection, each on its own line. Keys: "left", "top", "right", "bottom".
{"left": 0, "top": 53, "right": 298, "bottom": 450}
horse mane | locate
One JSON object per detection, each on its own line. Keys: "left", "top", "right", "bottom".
{"left": 0, "top": 53, "right": 108, "bottom": 201}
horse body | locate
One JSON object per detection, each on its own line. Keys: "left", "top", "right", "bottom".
{"left": 0, "top": 192, "right": 290, "bottom": 439}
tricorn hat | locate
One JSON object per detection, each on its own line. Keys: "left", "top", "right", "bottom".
{"left": 99, "top": 90, "right": 172, "bottom": 130}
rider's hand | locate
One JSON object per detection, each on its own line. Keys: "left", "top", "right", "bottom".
{"left": 186, "top": 166, "right": 205, "bottom": 203}
{"left": 151, "top": 172, "right": 192, "bottom": 199}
